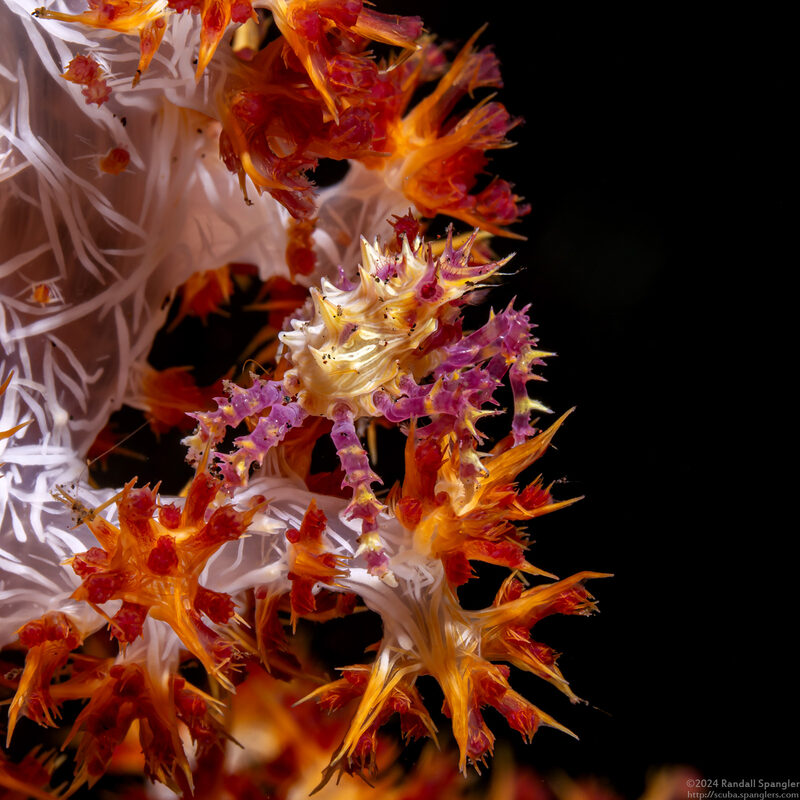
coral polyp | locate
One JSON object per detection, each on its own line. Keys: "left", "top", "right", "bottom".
{"left": 0, "top": 0, "right": 605, "bottom": 795}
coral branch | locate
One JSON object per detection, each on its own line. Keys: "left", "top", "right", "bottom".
{"left": 7, "top": 613, "right": 83, "bottom": 744}
{"left": 62, "top": 470, "right": 264, "bottom": 689}
{"left": 0, "top": 0, "right": 605, "bottom": 790}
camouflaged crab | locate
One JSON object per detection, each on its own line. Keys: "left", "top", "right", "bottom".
{"left": 183, "top": 227, "right": 552, "bottom": 577}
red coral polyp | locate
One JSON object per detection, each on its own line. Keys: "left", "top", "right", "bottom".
{"left": 57, "top": 471, "right": 262, "bottom": 687}
{"left": 286, "top": 500, "right": 348, "bottom": 627}
{"left": 61, "top": 54, "right": 111, "bottom": 106}
{"left": 7, "top": 614, "right": 83, "bottom": 742}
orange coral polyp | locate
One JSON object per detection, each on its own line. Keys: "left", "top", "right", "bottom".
{"left": 218, "top": 28, "right": 402, "bottom": 212}
{"left": 0, "top": 749, "right": 62, "bottom": 800}
{"left": 266, "top": 0, "right": 422, "bottom": 120}
{"left": 308, "top": 580, "right": 578, "bottom": 778}
{"left": 372, "top": 32, "right": 530, "bottom": 235}
{"left": 62, "top": 471, "right": 263, "bottom": 687}
{"left": 99, "top": 146, "right": 131, "bottom": 175}
{"left": 196, "top": 0, "right": 232, "bottom": 78}
{"left": 392, "top": 412, "right": 581, "bottom": 582}
{"left": 64, "top": 662, "right": 196, "bottom": 792}
{"left": 168, "top": 265, "right": 235, "bottom": 330}
{"left": 479, "top": 572, "right": 610, "bottom": 702}
{"left": 308, "top": 660, "right": 437, "bottom": 781}
{"left": 286, "top": 500, "right": 349, "bottom": 628}
{"left": 312, "top": 566, "right": 602, "bottom": 778}
{"left": 218, "top": 23, "right": 530, "bottom": 233}
{"left": 35, "top": 0, "right": 166, "bottom": 36}
{"left": 139, "top": 365, "right": 222, "bottom": 434}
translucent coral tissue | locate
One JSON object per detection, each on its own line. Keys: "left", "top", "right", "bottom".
{"left": 0, "top": 0, "right": 603, "bottom": 795}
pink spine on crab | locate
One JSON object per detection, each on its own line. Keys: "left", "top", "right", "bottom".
{"left": 435, "top": 302, "right": 552, "bottom": 444}
{"left": 329, "top": 404, "right": 388, "bottom": 571}
{"left": 509, "top": 346, "right": 550, "bottom": 444}
{"left": 438, "top": 231, "right": 503, "bottom": 282}
{"left": 335, "top": 264, "right": 357, "bottom": 291}
{"left": 185, "top": 376, "right": 293, "bottom": 452}
{"left": 217, "top": 400, "right": 307, "bottom": 487}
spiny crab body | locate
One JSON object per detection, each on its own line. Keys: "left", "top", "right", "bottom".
{"left": 279, "top": 233, "right": 505, "bottom": 419}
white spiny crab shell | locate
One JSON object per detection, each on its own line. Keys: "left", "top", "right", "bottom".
{"left": 279, "top": 234, "right": 503, "bottom": 418}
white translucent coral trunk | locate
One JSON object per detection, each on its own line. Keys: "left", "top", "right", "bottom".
{"left": 0, "top": 0, "right": 412, "bottom": 646}
{"left": 0, "top": 0, "right": 293, "bottom": 642}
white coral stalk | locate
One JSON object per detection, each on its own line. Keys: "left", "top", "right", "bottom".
{"left": 0, "top": 0, "right": 411, "bottom": 643}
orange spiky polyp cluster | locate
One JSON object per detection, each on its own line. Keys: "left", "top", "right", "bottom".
{"left": 4, "top": 470, "right": 261, "bottom": 791}
{"left": 61, "top": 470, "right": 262, "bottom": 687}
{"left": 9, "top": 640, "right": 224, "bottom": 793}
{"left": 180, "top": 664, "right": 526, "bottom": 800}
{"left": 6, "top": 613, "right": 83, "bottom": 740}
{"left": 285, "top": 500, "right": 349, "bottom": 629}
{"left": 0, "top": 746, "right": 62, "bottom": 800}
{"left": 35, "top": 0, "right": 527, "bottom": 238}
{"left": 394, "top": 413, "right": 582, "bottom": 585}
{"left": 306, "top": 569, "right": 606, "bottom": 780}
{"left": 68, "top": 662, "right": 227, "bottom": 793}
{"left": 301, "top": 413, "right": 608, "bottom": 780}
{"left": 218, "top": 14, "right": 529, "bottom": 231}
{"left": 375, "top": 28, "right": 531, "bottom": 236}
{"left": 216, "top": 4, "right": 421, "bottom": 217}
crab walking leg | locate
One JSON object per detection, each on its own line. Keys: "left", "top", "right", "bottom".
{"left": 329, "top": 403, "right": 393, "bottom": 579}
